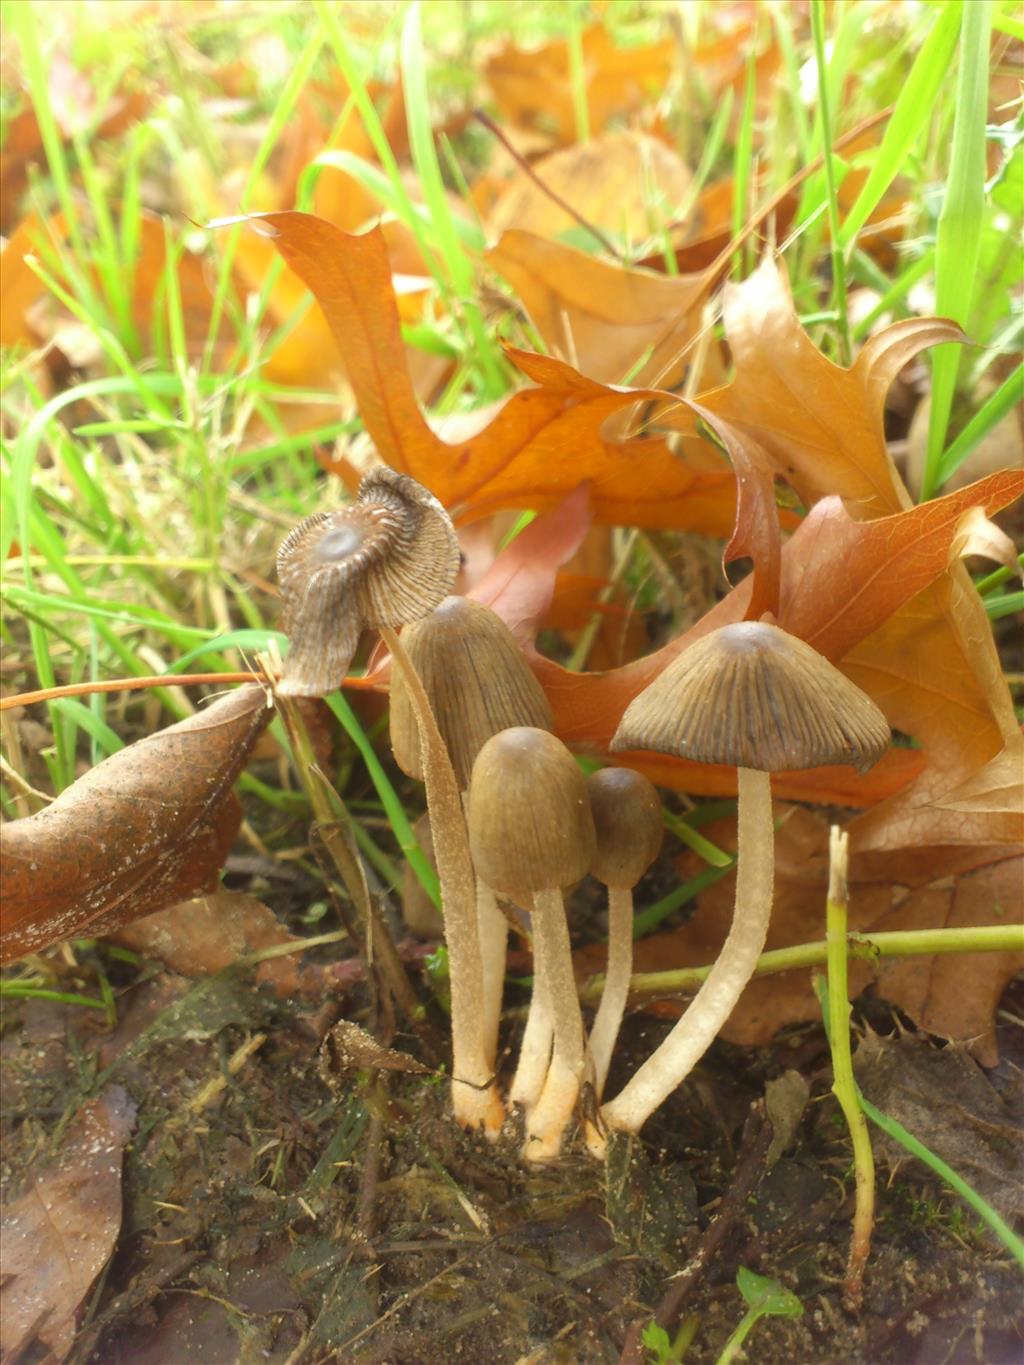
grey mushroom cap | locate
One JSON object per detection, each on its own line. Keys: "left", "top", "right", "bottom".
{"left": 276, "top": 467, "right": 460, "bottom": 697}
{"left": 610, "top": 621, "right": 891, "bottom": 773}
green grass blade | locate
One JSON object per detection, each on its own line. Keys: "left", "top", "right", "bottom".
{"left": 839, "top": 2, "right": 962, "bottom": 248}
{"left": 922, "top": 1, "right": 993, "bottom": 500}
{"left": 935, "top": 363, "right": 1023, "bottom": 486}
{"left": 324, "top": 691, "right": 441, "bottom": 911}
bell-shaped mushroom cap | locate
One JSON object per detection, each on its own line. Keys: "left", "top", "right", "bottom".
{"left": 611, "top": 621, "right": 890, "bottom": 774}
{"left": 390, "top": 596, "right": 554, "bottom": 787}
{"left": 587, "top": 768, "right": 663, "bottom": 889}
{"left": 468, "top": 727, "right": 596, "bottom": 899}
{"left": 276, "top": 467, "right": 459, "bottom": 697}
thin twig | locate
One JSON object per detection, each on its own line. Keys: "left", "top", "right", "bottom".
{"left": 474, "top": 108, "right": 622, "bottom": 259}
{"left": 617, "top": 1100, "right": 773, "bottom": 1365}
{"left": 0, "top": 672, "right": 262, "bottom": 710}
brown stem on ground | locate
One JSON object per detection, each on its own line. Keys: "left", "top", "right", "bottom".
{"left": 617, "top": 1100, "right": 774, "bottom": 1365}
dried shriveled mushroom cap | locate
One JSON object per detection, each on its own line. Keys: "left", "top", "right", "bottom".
{"left": 390, "top": 596, "right": 554, "bottom": 787}
{"left": 468, "top": 727, "right": 596, "bottom": 900}
{"left": 612, "top": 621, "right": 890, "bottom": 773}
{"left": 277, "top": 467, "right": 460, "bottom": 697}
{"left": 587, "top": 768, "right": 663, "bottom": 889}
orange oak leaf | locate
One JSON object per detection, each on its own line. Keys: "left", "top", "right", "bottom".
{"left": 0, "top": 686, "right": 271, "bottom": 963}
{"left": 693, "top": 258, "right": 1018, "bottom": 843}
{"left": 533, "top": 469, "right": 1024, "bottom": 805}
{"left": 226, "top": 210, "right": 740, "bottom": 532}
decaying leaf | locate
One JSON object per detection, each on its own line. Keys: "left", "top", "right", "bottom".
{"left": 321, "top": 1019, "right": 431, "bottom": 1081}
{"left": 109, "top": 891, "right": 307, "bottom": 998}
{"left": 855, "top": 1031, "right": 1024, "bottom": 1220}
{"left": 0, "top": 686, "right": 272, "bottom": 963}
{"left": 0, "top": 1086, "right": 136, "bottom": 1364}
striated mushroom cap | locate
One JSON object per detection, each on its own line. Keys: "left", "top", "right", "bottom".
{"left": 276, "top": 467, "right": 459, "bottom": 697}
{"left": 587, "top": 768, "right": 663, "bottom": 889}
{"left": 611, "top": 621, "right": 890, "bottom": 773}
{"left": 390, "top": 596, "right": 554, "bottom": 787}
{"left": 468, "top": 727, "right": 596, "bottom": 900}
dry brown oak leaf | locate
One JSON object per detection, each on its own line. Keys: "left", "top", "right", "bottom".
{"left": 0, "top": 1086, "right": 136, "bottom": 1364}
{"left": 0, "top": 684, "right": 271, "bottom": 963}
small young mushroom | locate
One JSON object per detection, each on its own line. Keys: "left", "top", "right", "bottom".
{"left": 390, "top": 596, "right": 554, "bottom": 1086}
{"left": 276, "top": 467, "right": 459, "bottom": 697}
{"left": 468, "top": 727, "right": 596, "bottom": 1161}
{"left": 598, "top": 620, "right": 890, "bottom": 1143}
{"left": 584, "top": 767, "right": 663, "bottom": 1102}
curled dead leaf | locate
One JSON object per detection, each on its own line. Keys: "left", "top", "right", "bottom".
{"left": 0, "top": 686, "right": 272, "bottom": 963}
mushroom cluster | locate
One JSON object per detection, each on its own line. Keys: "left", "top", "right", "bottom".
{"left": 276, "top": 470, "right": 891, "bottom": 1162}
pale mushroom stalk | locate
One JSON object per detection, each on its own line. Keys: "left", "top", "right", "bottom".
{"left": 598, "top": 767, "right": 772, "bottom": 1138}
{"left": 390, "top": 596, "right": 554, "bottom": 1091}
{"left": 382, "top": 626, "right": 504, "bottom": 1137}
{"left": 522, "top": 887, "right": 587, "bottom": 1159}
{"left": 583, "top": 767, "right": 663, "bottom": 1103}
{"left": 508, "top": 931, "right": 554, "bottom": 1111}
{"left": 469, "top": 727, "right": 596, "bottom": 1161}
{"left": 476, "top": 878, "right": 509, "bottom": 1078}
{"left": 587, "top": 884, "right": 635, "bottom": 1099}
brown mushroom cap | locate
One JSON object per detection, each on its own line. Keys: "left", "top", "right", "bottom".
{"left": 468, "top": 727, "right": 596, "bottom": 898}
{"left": 390, "top": 596, "right": 554, "bottom": 787}
{"left": 276, "top": 468, "right": 460, "bottom": 697}
{"left": 586, "top": 768, "right": 663, "bottom": 889}
{"left": 611, "top": 621, "right": 890, "bottom": 773}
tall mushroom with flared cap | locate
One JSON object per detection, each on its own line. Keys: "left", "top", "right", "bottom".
{"left": 390, "top": 596, "right": 554, "bottom": 1086}
{"left": 597, "top": 620, "right": 890, "bottom": 1143}
{"left": 468, "top": 727, "right": 596, "bottom": 1161}
{"left": 276, "top": 467, "right": 460, "bottom": 698}
{"left": 276, "top": 469, "right": 504, "bottom": 1136}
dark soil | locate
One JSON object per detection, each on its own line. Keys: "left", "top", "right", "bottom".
{"left": 2, "top": 936, "right": 1022, "bottom": 1365}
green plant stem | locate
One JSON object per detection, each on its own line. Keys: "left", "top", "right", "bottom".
{"left": 661, "top": 809, "right": 733, "bottom": 868}
{"left": 811, "top": 0, "right": 852, "bottom": 364}
{"left": 823, "top": 827, "right": 874, "bottom": 1308}
{"left": 579, "top": 923, "right": 1024, "bottom": 1003}
{"left": 815, "top": 979, "right": 1024, "bottom": 1271}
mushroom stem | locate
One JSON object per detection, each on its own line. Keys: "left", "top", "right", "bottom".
{"left": 380, "top": 627, "right": 504, "bottom": 1138}
{"left": 523, "top": 887, "right": 586, "bottom": 1161}
{"left": 587, "top": 884, "right": 634, "bottom": 1101}
{"left": 598, "top": 767, "right": 773, "bottom": 1140}
{"left": 476, "top": 878, "right": 508, "bottom": 1075}
{"left": 508, "top": 928, "right": 554, "bottom": 1111}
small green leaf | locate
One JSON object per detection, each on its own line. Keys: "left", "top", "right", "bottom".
{"left": 736, "top": 1265, "right": 805, "bottom": 1319}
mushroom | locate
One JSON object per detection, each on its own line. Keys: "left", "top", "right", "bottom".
{"left": 584, "top": 767, "right": 663, "bottom": 1102}
{"left": 468, "top": 727, "right": 596, "bottom": 1160}
{"left": 597, "top": 620, "right": 890, "bottom": 1142}
{"left": 277, "top": 470, "right": 504, "bottom": 1136}
{"left": 276, "top": 467, "right": 459, "bottom": 698}
{"left": 389, "top": 596, "right": 554, "bottom": 1087}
